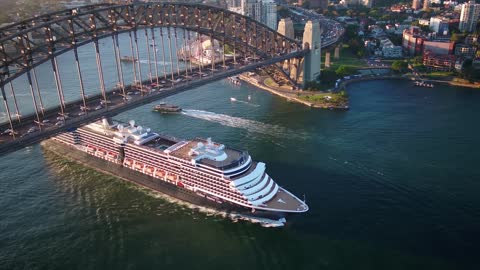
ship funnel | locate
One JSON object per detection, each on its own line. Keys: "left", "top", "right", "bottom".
{"left": 129, "top": 120, "right": 135, "bottom": 127}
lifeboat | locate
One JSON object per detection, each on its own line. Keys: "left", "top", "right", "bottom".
{"left": 106, "top": 152, "right": 117, "bottom": 159}
{"left": 124, "top": 159, "right": 133, "bottom": 167}
{"left": 145, "top": 166, "right": 155, "bottom": 174}
{"left": 86, "top": 145, "right": 96, "bottom": 152}
{"left": 96, "top": 148, "right": 106, "bottom": 156}
{"left": 167, "top": 174, "right": 176, "bottom": 181}
{"left": 135, "top": 162, "right": 144, "bottom": 170}
{"left": 176, "top": 181, "right": 184, "bottom": 188}
{"left": 154, "top": 170, "right": 165, "bottom": 178}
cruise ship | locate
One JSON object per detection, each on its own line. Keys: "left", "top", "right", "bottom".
{"left": 44, "top": 117, "right": 308, "bottom": 220}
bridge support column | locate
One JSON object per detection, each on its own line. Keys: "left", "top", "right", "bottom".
{"left": 181, "top": 29, "right": 190, "bottom": 78}
{"left": 50, "top": 57, "right": 66, "bottom": 120}
{"left": 128, "top": 31, "right": 139, "bottom": 84}
{"left": 73, "top": 47, "right": 88, "bottom": 113}
{"left": 25, "top": 71, "right": 42, "bottom": 129}
{"left": 167, "top": 27, "right": 176, "bottom": 83}
{"left": 144, "top": 28, "right": 154, "bottom": 85}
{"left": 31, "top": 68, "right": 44, "bottom": 116}
{"left": 173, "top": 28, "right": 181, "bottom": 77}
{"left": 301, "top": 20, "right": 322, "bottom": 86}
{"left": 112, "top": 34, "right": 126, "bottom": 97}
{"left": 183, "top": 29, "right": 194, "bottom": 75}
{"left": 93, "top": 40, "right": 108, "bottom": 107}
{"left": 8, "top": 82, "right": 21, "bottom": 123}
{"left": 150, "top": 28, "right": 160, "bottom": 85}
{"left": 159, "top": 28, "right": 168, "bottom": 80}
{"left": 133, "top": 29, "right": 145, "bottom": 94}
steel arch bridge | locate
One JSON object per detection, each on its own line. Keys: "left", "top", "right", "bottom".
{"left": 0, "top": 2, "right": 309, "bottom": 156}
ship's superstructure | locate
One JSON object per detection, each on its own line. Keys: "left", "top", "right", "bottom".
{"left": 53, "top": 118, "right": 308, "bottom": 215}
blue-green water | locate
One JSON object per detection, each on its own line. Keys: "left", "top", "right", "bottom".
{"left": 1, "top": 34, "right": 480, "bottom": 269}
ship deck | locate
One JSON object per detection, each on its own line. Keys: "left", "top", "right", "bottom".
{"left": 143, "top": 137, "right": 177, "bottom": 151}
{"left": 261, "top": 187, "right": 308, "bottom": 212}
{"left": 169, "top": 139, "right": 244, "bottom": 169}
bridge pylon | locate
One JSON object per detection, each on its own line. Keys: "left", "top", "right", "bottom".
{"left": 299, "top": 20, "right": 321, "bottom": 86}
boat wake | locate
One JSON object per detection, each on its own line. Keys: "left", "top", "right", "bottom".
{"left": 230, "top": 97, "right": 260, "bottom": 107}
{"left": 182, "top": 109, "right": 309, "bottom": 139}
{"left": 138, "top": 59, "right": 172, "bottom": 66}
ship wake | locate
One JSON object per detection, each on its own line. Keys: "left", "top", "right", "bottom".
{"left": 182, "top": 109, "right": 309, "bottom": 139}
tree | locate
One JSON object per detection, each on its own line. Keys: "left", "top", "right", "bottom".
{"left": 319, "top": 70, "right": 339, "bottom": 84}
{"left": 391, "top": 60, "right": 408, "bottom": 72}
{"left": 335, "top": 65, "right": 356, "bottom": 77}
{"left": 451, "top": 33, "right": 460, "bottom": 42}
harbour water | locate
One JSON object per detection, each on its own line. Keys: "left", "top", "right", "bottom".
{"left": 1, "top": 32, "right": 480, "bottom": 269}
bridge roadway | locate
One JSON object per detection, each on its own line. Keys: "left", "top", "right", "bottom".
{"left": 0, "top": 51, "right": 305, "bottom": 157}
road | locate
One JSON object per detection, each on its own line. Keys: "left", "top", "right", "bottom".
{"left": 0, "top": 51, "right": 307, "bottom": 156}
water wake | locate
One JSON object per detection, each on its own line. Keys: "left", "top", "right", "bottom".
{"left": 231, "top": 98, "right": 260, "bottom": 107}
{"left": 182, "top": 109, "right": 309, "bottom": 139}
{"left": 138, "top": 59, "right": 172, "bottom": 66}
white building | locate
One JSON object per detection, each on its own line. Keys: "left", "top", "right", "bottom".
{"left": 429, "top": 17, "right": 449, "bottom": 34}
{"left": 382, "top": 46, "right": 403, "bottom": 58}
{"left": 228, "top": 0, "right": 277, "bottom": 30}
{"left": 459, "top": 1, "right": 480, "bottom": 32}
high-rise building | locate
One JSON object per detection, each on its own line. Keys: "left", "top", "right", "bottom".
{"left": 261, "top": 0, "right": 277, "bottom": 30}
{"left": 227, "top": 0, "right": 277, "bottom": 30}
{"left": 412, "top": 0, "right": 422, "bottom": 10}
{"left": 242, "top": 0, "right": 262, "bottom": 22}
{"left": 423, "top": 0, "right": 430, "bottom": 10}
{"left": 459, "top": 1, "right": 480, "bottom": 33}
{"left": 429, "top": 17, "right": 449, "bottom": 35}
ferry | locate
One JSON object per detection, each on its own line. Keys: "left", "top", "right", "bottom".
{"left": 414, "top": 81, "right": 434, "bottom": 88}
{"left": 227, "top": 76, "right": 241, "bottom": 86}
{"left": 43, "top": 118, "right": 308, "bottom": 221}
{"left": 120, "top": 56, "right": 138, "bottom": 62}
{"left": 153, "top": 103, "right": 182, "bottom": 113}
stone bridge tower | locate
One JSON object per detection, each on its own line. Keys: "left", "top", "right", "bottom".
{"left": 301, "top": 20, "right": 321, "bottom": 84}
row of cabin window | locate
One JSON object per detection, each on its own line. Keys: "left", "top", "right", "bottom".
{"left": 187, "top": 174, "right": 246, "bottom": 202}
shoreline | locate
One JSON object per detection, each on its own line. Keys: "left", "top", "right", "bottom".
{"left": 339, "top": 75, "right": 480, "bottom": 89}
{"left": 238, "top": 74, "right": 349, "bottom": 109}
{"left": 239, "top": 72, "right": 479, "bottom": 110}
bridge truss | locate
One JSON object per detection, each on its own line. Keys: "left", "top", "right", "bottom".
{"left": 0, "top": 2, "right": 307, "bottom": 155}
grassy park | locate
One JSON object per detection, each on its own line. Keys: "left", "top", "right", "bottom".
{"left": 321, "top": 44, "right": 366, "bottom": 71}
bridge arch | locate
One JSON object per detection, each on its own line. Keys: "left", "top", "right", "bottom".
{"left": 0, "top": 2, "right": 303, "bottom": 87}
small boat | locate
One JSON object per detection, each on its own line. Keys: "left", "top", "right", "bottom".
{"left": 247, "top": 95, "right": 251, "bottom": 101}
{"left": 227, "top": 76, "right": 241, "bottom": 86}
{"left": 120, "top": 56, "right": 138, "bottom": 62}
{"left": 414, "top": 81, "right": 434, "bottom": 88}
{"left": 230, "top": 97, "right": 237, "bottom": 102}
{"left": 153, "top": 102, "right": 182, "bottom": 113}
